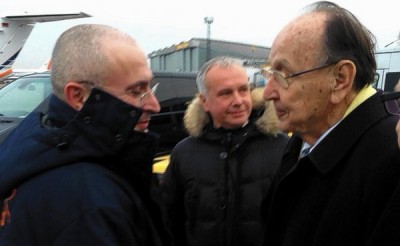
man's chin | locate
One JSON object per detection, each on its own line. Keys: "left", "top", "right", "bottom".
{"left": 134, "top": 123, "right": 149, "bottom": 132}
{"left": 278, "top": 121, "right": 291, "bottom": 133}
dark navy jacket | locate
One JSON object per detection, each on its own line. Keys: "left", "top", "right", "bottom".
{"left": 0, "top": 89, "right": 168, "bottom": 245}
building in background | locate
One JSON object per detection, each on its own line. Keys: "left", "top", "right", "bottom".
{"left": 149, "top": 38, "right": 269, "bottom": 72}
{"left": 374, "top": 47, "right": 400, "bottom": 91}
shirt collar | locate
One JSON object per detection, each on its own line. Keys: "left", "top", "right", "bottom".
{"left": 343, "top": 85, "right": 376, "bottom": 118}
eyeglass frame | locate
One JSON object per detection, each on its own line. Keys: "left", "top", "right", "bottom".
{"left": 380, "top": 91, "right": 400, "bottom": 116}
{"left": 77, "top": 80, "right": 159, "bottom": 102}
{"left": 262, "top": 61, "right": 338, "bottom": 89}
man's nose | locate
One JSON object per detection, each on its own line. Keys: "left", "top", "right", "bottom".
{"left": 263, "top": 80, "right": 278, "bottom": 101}
{"left": 231, "top": 91, "right": 244, "bottom": 105}
{"left": 142, "top": 92, "right": 161, "bottom": 113}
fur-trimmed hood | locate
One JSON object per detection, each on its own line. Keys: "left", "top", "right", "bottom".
{"left": 183, "top": 87, "right": 281, "bottom": 137}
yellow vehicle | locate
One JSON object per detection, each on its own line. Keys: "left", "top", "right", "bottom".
{"left": 153, "top": 153, "right": 170, "bottom": 180}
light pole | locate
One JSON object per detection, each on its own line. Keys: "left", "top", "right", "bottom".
{"left": 204, "top": 16, "right": 214, "bottom": 61}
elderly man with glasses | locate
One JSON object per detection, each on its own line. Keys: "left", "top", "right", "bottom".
{"left": 261, "top": 1, "right": 400, "bottom": 246}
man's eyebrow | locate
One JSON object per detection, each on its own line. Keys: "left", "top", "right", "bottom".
{"left": 126, "top": 80, "right": 149, "bottom": 89}
{"left": 270, "top": 58, "right": 292, "bottom": 70}
{"left": 217, "top": 88, "right": 233, "bottom": 94}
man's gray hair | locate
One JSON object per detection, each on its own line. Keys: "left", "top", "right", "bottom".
{"left": 196, "top": 56, "right": 244, "bottom": 95}
{"left": 50, "top": 24, "right": 136, "bottom": 100}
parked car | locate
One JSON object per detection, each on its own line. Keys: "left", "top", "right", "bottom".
{"left": 0, "top": 72, "right": 52, "bottom": 143}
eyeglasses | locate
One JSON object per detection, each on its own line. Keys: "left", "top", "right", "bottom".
{"left": 262, "top": 61, "right": 338, "bottom": 89}
{"left": 139, "top": 82, "right": 159, "bottom": 101}
{"left": 78, "top": 81, "right": 159, "bottom": 102}
{"left": 381, "top": 91, "right": 400, "bottom": 116}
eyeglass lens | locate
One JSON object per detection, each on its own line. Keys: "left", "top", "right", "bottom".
{"left": 151, "top": 82, "right": 159, "bottom": 95}
{"left": 385, "top": 99, "right": 400, "bottom": 116}
{"left": 274, "top": 72, "right": 288, "bottom": 88}
{"left": 263, "top": 70, "right": 288, "bottom": 88}
{"left": 140, "top": 82, "right": 159, "bottom": 101}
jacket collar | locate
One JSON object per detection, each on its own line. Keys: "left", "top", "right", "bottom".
{"left": 43, "top": 88, "right": 151, "bottom": 154}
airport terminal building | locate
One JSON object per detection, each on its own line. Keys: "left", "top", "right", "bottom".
{"left": 148, "top": 38, "right": 270, "bottom": 73}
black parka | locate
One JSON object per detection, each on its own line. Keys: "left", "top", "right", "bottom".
{"left": 161, "top": 88, "right": 289, "bottom": 246}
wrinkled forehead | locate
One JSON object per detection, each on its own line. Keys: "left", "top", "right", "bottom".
{"left": 269, "top": 12, "right": 327, "bottom": 65}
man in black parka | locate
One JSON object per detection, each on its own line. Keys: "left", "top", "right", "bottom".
{"left": 161, "top": 57, "right": 289, "bottom": 246}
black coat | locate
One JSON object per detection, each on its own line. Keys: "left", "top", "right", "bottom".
{"left": 0, "top": 89, "right": 168, "bottom": 245}
{"left": 161, "top": 89, "right": 289, "bottom": 246}
{"left": 262, "top": 91, "right": 400, "bottom": 246}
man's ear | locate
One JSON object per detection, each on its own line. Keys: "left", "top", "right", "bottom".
{"left": 330, "top": 60, "right": 356, "bottom": 104}
{"left": 64, "top": 82, "right": 90, "bottom": 110}
{"left": 199, "top": 93, "right": 209, "bottom": 112}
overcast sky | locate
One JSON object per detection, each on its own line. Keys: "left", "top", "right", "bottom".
{"left": 1, "top": 0, "right": 399, "bottom": 69}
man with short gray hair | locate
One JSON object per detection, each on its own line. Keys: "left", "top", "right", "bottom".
{"left": 0, "top": 24, "right": 168, "bottom": 245}
{"left": 161, "top": 56, "right": 288, "bottom": 246}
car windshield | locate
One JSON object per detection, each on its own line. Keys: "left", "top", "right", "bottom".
{"left": 0, "top": 75, "right": 52, "bottom": 118}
